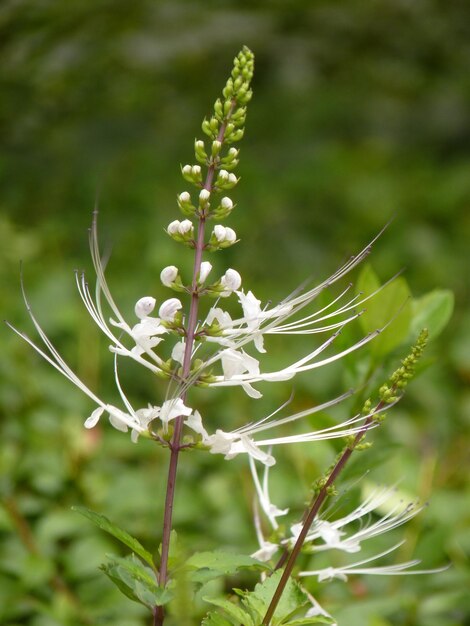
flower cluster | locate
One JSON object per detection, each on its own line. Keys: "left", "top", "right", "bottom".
{"left": 250, "top": 459, "right": 446, "bottom": 619}
{"left": 9, "top": 46, "right": 387, "bottom": 469}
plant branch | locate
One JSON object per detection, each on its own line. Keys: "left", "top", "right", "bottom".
{"left": 262, "top": 407, "right": 384, "bottom": 625}
{"left": 153, "top": 104, "right": 236, "bottom": 626}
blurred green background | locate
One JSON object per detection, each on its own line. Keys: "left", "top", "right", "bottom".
{"left": 1, "top": 1, "right": 469, "bottom": 625}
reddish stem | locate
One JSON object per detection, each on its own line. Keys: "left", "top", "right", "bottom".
{"left": 153, "top": 104, "right": 236, "bottom": 626}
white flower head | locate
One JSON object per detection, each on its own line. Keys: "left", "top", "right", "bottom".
{"left": 251, "top": 541, "right": 279, "bottom": 563}
{"left": 199, "top": 189, "right": 210, "bottom": 202}
{"left": 160, "top": 398, "right": 192, "bottom": 427}
{"left": 220, "top": 269, "right": 242, "bottom": 293}
{"left": 178, "top": 191, "right": 191, "bottom": 204}
{"left": 171, "top": 339, "right": 185, "bottom": 365}
{"left": 214, "top": 224, "right": 227, "bottom": 242}
{"left": 199, "top": 261, "right": 212, "bottom": 283}
{"left": 160, "top": 265, "right": 178, "bottom": 287}
{"left": 134, "top": 297, "right": 156, "bottom": 319}
{"left": 167, "top": 220, "right": 180, "bottom": 235}
{"left": 178, "top": 219, "right": 193, "bottom": 235}
{"left": 159, "top": 298, "right": 182, "bottom": 322}
{"left": 221, "top": 196, "right": 233, "bottom": 210}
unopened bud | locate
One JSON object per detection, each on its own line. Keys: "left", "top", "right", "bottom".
{"left": 221, "top": 269, "right": 242, "bottom": 292}
{"left": 159, "top": 298, "right": 182, "bottom": 322}
{"left": 160, "top": 266, "right": 179, "bottom": 287}
{"left": 135, "top": 297, "right": 156, "bottom": 319}
{"left": 199, "top": 261, "right": 212, "bottom": 283}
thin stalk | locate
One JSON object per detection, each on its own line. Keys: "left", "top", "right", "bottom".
{"left": 262, "top": 404, "right": 385, "bottom": 625}
{"left": 153, "top": 105, "right": 236, "bottom": 626}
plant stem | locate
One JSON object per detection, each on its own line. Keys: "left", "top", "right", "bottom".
{"left": 262, "top": 409, "right": 381, "bottom": 625}
{"left": 153, "top": 106, "right": 236, "bottom": 626}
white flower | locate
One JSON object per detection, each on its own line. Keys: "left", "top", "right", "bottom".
{"left": 205, "top": 430, "right": 275, "bottom": 466}
{"left": 199, "top": 189, "right": 210, "bottom": 202}
{"left": 171, "top": 339, "right": 186, "bottom": 365}
{"left": 213, "top": 225, "right": 237, "bottom": 244}
{"left": 160, "top": 398, "right": 192, "bottom": 428}
{"left": 220, "top": 268, "right": 242, "bottom": 293}
{"left": 159, "top": 298, "right": 182, "bottom": 322}
{"left": 221, "top": 196, "right": 233, "bottom": 210}
{"left": 167, "top": 220, "right": 181, "bottom": 235}
{"left": 299, "top": 542, "right": 447, "bottom": 582}
{"left": 184, "top": 410, "right": 208, "bottom": 440}
{"left": 134, "top": 296, "right": 156, "bottom": 319}
{"left": 167, "top": 219, "right": 193, "bottom": 236}
{"left": 251, "top": 542, "right": 279, "bottom": 563}
{"left": 220, "top": 347, "right": 260, "bottom": 397}
{"left": 213, "top": 224, "right": 227, "bottom": 242}
{"left": 127, "top": 317, "right": 166, "bottom": 356}
{"left": 178, "top": 191, "right": 191, "bottom": 204}
{"left": 199, "top": 261, "right": 212, "bottom": 283}
{"left": 249, "top": 457, "right": 288, "bottom": 530}
{"left": 179, "top": 219, "right": 193, "bottom": 234}
{"left": 160, "top": 266, "right": 178, "bottom": 287}
{"left": 206, "top": 306, "right": 233, "bottom": 328}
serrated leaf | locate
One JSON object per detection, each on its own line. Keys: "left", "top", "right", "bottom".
{"left": 356, "top": 265, "right": 412, "bottom": 358}
{"left": 204, "top": 597, "right": 254, "bottom": 626}
{"left": 411, "top": 289, "right": 454, "bottom": 339}
{"left": 201, "top": 612, "right": 234, "bottom": 626}
{"left": 102, "top": 554, "right": 172, "bottom": 608}
{"left": 100, "top": 564, "right": 145, "bottom": 606}
{"left": 253, "top": 571, "right": 309, "bottom": 624}
{"left": 72, "top": 506, "right": 155, "bottom": 568}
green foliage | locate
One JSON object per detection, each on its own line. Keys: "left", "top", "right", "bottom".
{"left": 356, "top": 264, "right": 412, "bottom": 358}
{"left": 100, "top": 554, "right": 172, "bottom": 609}
{"left": 72, "top": 506, "right": 155, "bottom": 568}
{"left": 203, "top": 571, "right": 333, "bottom": 625}
{"left": 411, "top": 290, "right": 454, "bottom": 340}
{"left": 185, "top": 551, "right": 269, "bottom": 585}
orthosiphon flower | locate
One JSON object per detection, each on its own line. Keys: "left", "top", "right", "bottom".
{"left": 298, "top": 542, "right": 448, "bottom": 582}
{"left": 249, "top": 463, "right": 445, "bottom": 582}
{"left": 9, "top": 208, "right": 386, "bottom": 462}
{"left": 158, "top": 298, "right": 182, "bottom": 322}
{"left": 220, "top": 196, "right": 233, "bottom": 210}
{"left": 220, "top": 268, "right": 242, "bottom": 294}
{"left": 213, "top": 225, "right": 237, "bottom": 244}
{"left": 288, "top": 484, "right": 426, "bottom": 554}
{"left": 167, "top": 219, "right": 193, "bottom": 236}
{"left": 160, "top": 265, "right": 179, "bottom": 287}
{"left": 134, "top": 296, "right": 156, "bottom": 319}
{"left": 199, "top": 261, "right": 212, "bottom": 283}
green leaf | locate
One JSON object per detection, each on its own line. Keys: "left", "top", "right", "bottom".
{"left": 356, "top": 265, "right": 412, "bottom": 358}
{"left": 100, "top": 564, "right": 145, "bottom": 607}
{"left": 185, "top": 551, "right": 269, "bottom": 584}
{"left": 411, "top": 289, "right": 454, "bottom": 339}
{"left": 245, "top": 571, "right": 309, "bottom": 624}
{"left": 101, "top": 554, "right": 172, "bottom": 609}
{"left": 201, "top": 612, "right": 234, "bottom": 626}
{"left": 204, "top": 597, "right": 254, "bottom": 626}
{"left": 72, "top": 506, "right": 155, "bottom": 568}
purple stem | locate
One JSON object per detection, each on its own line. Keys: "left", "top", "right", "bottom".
{"left": 262, "top": 408, "right": 381, "bottom": 625}
{"left": 153, "top": 104, "right": 236, "bottom": 626}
